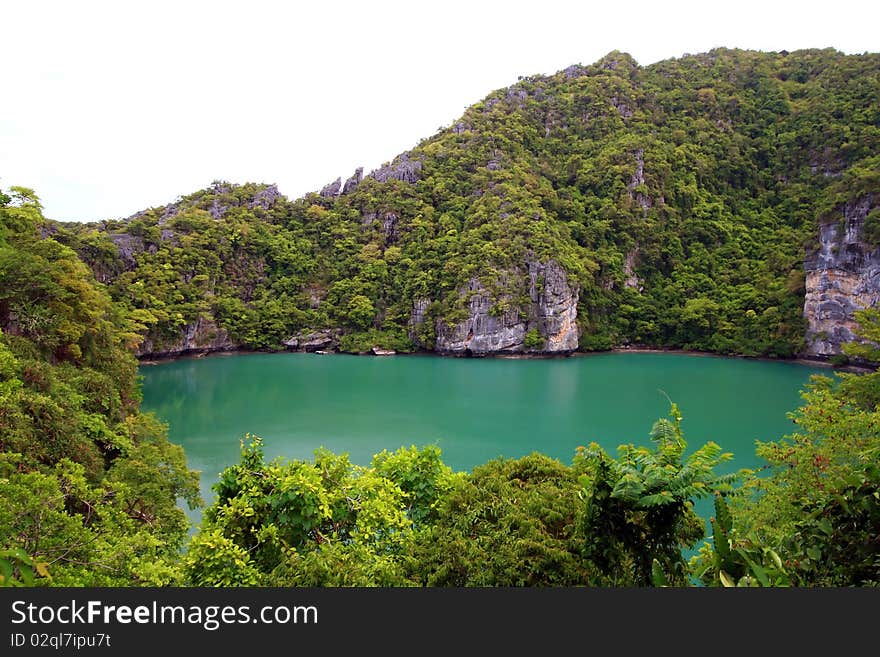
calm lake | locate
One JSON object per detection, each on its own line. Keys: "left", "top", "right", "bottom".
{"left": 140, "top": 351, "right": 829, "bottom": 530}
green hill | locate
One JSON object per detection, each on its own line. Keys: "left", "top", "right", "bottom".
{"left": 53, "top": 48, "right": 879, "bottom": 362}
{"left": 2, "top": 47, "right": 879, "bottom": 588}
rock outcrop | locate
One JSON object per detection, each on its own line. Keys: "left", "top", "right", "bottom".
{"left": 435, "top": 260, "right": 578, "bottom": 355}
{"left": 408, "top": 298, "right": 432, "bottom": 343}
{"left": 623, "top": 249, "right": 642, "bottom": 291}
{"left": 342, "top": 168, "right": 363, "bottom": 194}
{"left": 135, "top": 317, "right": 236, "bottom": 358}
{"left": 627, "top": 149, "right": 652, "bottom": 211}
{"left": 803, "top": 196, "right": 880, "bottom": 356}
{"left": 369, "top": 153, "right": 422, "bottom": 184}
{"left": 319, "top": 178, "right": 342, "bottom": 198}
{"left": 109, "top": 233, "right": 151, "bottom": 269}
{"left": 436, "top": 277, "right": 524, "bottom": 354}
{"left": 283, "top": 329, "right": 341, "bottom": 352}
{"left": 248, "top": 184, "right": 283, "bottom": 210}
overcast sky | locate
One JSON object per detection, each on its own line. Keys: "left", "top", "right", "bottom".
{"left": 2, "top": 0, "right": 877, "bottom": 222}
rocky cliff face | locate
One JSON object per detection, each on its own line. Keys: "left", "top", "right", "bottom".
{"left": 369, "top": 153, "right": 422, "bottom": 184}
{"left": 136, "top": 317, "right": 236, "bottom": 359}
{"left": 435, "top": 260, "right": 578, "bottom": 355}
{"left": 282, "top": 329, "right": 341, "bottom": 352}
{"left": 803, "top": 196, "right": 880, "bottom": 356}
{"left": 408, "top": 298, "right": 432, "bottom": 346}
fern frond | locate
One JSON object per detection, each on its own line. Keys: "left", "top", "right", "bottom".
{"left": 638, "top": 491, "right": 676, "bottom": 507}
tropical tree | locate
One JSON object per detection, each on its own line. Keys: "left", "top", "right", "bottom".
{"left": 703, "top": 374, "right": 880, "bottom": 586}
{"left": 575, "top": 403, "right": 736, "bottom": 586}
{"left": 185, "top": 436, "right": 457, "bottom": 586}
{"left": 403, "top": 453, "right": 589, "bottom": 586}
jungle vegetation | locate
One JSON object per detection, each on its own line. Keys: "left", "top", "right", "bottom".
{"left": 51, "top": 47, "right": 879, "bottom": 358}
{"left": 1, "top": 48, "right": 878, "bottom": 586}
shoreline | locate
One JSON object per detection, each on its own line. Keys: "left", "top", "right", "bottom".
{"left": 136, "top": 344, "right": 874, "bottom": 373}
{"left": 604, "top": 346, "right": 867, "bottom": 371}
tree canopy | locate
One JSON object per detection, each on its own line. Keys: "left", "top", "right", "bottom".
{"left": 3, "top": 47, "right": 879, "bottom": 588}
{"left": 53, "top": 48, "right": 879, "bottom": 359}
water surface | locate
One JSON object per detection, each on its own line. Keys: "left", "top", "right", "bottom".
{"left": 140, "top": 351, "right": 828, "bottom": 528}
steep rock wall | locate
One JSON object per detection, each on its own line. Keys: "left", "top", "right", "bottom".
{"left": 435, "top": 260, "right": 578, "bottom": 355}
{"left": 803, "top": 196, "right": 880, "bottom": 356}
{"left": 136, "top": 317, "right": 236, "bottom": 358}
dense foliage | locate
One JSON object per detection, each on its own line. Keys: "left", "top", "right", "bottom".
{"left": 691, "top": 312, "right": 880, "bottom": 586}
{"left": 0, "top": 188, "right": 200, "bottom": 586}
{"left": 182, "top": 369, "right": 877, "bottom": 588}
{"left": 184, "top": 405, "right": 736, "bottom": 587}
{"left": 55, "top": 48, "right": 879, "bottom": 358}
{"left": 691, "top": 369, "right": 880, "bottom": 586}
{"left": 2, "top": 47, "right": 879, "bottom": 588}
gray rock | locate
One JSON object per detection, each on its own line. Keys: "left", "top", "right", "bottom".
{"left": 563, "top": 64, "right": 586, "bottom": 79}
{"left": 109, "top": 233, "right": 147, "bottom": 268}
{"left": 320, "top": 178, "right": 342, "bottom": 198}
{"left": 208, "top": 198, "right": 227, "bottom": 219}
{"left": 627, "top": 149, "right": 652, "bottom": 210}
{"left": 436, "top": 278, "right": 525, "bottom": 353}
{"left": 306, "top": 285, "right": 325, "bottom": 309}
{"left": 435, "top": 260, "right": 578, "bottom": 354}
{"left": 369, "top": 154, "right": 422, "bottom": 184}
{"left": 408, "top": 298, "right": 431, "bottom": 340}
{"left": 527, "top": 260, "right": 579, "bottom": 352}
{"left": 359, "top": 211, "right": 399, "bottom": 242}
{"left": 283, "top": 329, "right": 341, "bottom": 352}
{"left": 382, "top": 212, "right": 399, "bottom": 242}
{"left": 134, "top": 183, "right": 282, "bottom": 225}
{"left": 623, "top": 248, "right": 643, "bottom": 291}
{"left": 160, "top": 203, "right": 181, "bottom": 221}
{"left": 803, "top": 195, "right": 880, "bottom": 356}
{"left": 342, "top": 168, "right": 363, "bottom": 194}
{"left": 136, "top": 316, "right": 235, "bottom": 358}
{"left": 40, "top": 223, "right": 59, "bottom": 239}
{"left": 248, "top": 184, "right": 282, "bottom": 210}
{"left": 611, "top": 95, "right": 633, "bottom": 119}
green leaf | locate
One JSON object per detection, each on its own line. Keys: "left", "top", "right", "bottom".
{"left": 766, "top": 549, "right": 784, "bottom": 571}
{"left": 651, "top": 559, "right": 668, "bottom": 587}
{"left": 18, "top": 563, "right": 34, "bottom": 587}
{"left": 735, "top": 549, "right": 769, "bottom": 587}
{"left": 719, "top": 570, "right": 736, "bottom": 588}
{"left": 0, "top": 558, "right": 13, "bottom": 586}
{"left": 714, "top": 493, "right": 733, "bottom": 534}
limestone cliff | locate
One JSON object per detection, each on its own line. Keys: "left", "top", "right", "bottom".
{"left": 283, "top": 329, "right": 341, "bottom": 352}
{"left": 435, "top": 260, "right": 578, "bottom": 355}
{"left": 136, "top": 317, "right": 236, "bottom": 358}
{"left": 803, "top": 196, "right": 880, "bottom": 357}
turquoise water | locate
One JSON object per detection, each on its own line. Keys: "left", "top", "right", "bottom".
{"left": 140, "top": 351, "right": 828, "bottom": 530}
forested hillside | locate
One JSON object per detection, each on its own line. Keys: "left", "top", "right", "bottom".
{"left": 1, "top": 47, "right": 878, "bottom": 587}
{"left": 0, "top": 187, "right": 200, "bottom": 585}
{"left": 54, "top": 47, "right": 880, "bottom": 360}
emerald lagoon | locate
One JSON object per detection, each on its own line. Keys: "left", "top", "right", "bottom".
{"left": 140, "top": 351, "right": 829, "bottom": 529}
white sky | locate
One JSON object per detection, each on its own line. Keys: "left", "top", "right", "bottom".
{"left": 2, "top": 0, "right": 877, "bottom": 222}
